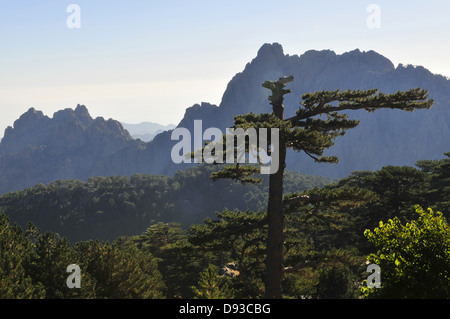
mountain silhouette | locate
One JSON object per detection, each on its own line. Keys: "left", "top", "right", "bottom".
{"left": 0, "top": 105, "right": 141, "bottom": 193}
{"left": 0, "top": 43, "right": 449, "bottom": 194}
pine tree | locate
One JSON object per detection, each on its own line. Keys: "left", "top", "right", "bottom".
{"left": 0, "top": 213, "right": 45, "bottom": 299}
{"left": 416, "top": 152, "right": 450, "bottom": 214}
{"left": 195, "top": 76, "right": 433, "bottom": 298}
{"left": 192, "top": 264, "right": 235, "bottom": 299}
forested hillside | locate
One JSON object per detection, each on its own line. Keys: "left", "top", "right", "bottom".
{"left": 1, "top": 153, "right": 448, "bottom": 299}
{"left": 0, "top": 165, "right": 331, "bottom": 243}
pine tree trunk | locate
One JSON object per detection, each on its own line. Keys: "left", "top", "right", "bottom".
{"left": 265, "top": 96, "right": 286, "bottom": 299}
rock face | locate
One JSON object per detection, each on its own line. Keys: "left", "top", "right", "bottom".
{"left": 0, "top": 105, "right": 139, "bottom": 193}
{"left": 165, "top": 43, "right": 449, "bottom": 178}
{"left": 134, "top": 43, "right": 449, "bottom": 179}
{"left": 0, "top": 43, "right": 449, "bottom": 194}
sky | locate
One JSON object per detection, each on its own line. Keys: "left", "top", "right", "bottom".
{"left": 0, "top": 0, "right": 449, "bottom": 137}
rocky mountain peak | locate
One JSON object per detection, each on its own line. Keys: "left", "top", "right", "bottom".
{"left": 12, "top": 107, "right": 49, "bottom": 130}
{"left": 340, "top": 49, "right": 395, "bottom": 72}
{"left": 75, "top": 103, "right": 89, "bottom": 115}
{"left": 256, "top": 42, "right": 285, "bottom": 60}
{"left": 0, "top": 105, "right": 137, "bottom": 192}
{"left": 0, "top": 43, "right": 448, "bottom": 194}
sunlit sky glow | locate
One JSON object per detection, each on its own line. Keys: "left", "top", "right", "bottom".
{"left": 1, "top": 0, "right": 449, "bottom": 136}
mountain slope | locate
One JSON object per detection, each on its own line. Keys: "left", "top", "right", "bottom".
{"left": 105, "top": 43, "right": 449, "bottom": 179}
{"left": 0, "top": 43, "right": 449, "bottom": 194}
{"left": 0, "top": 105, "right": 141, "bottom": 193}
{"left": 0, "top": 165, "right": 332, "bottom": 242}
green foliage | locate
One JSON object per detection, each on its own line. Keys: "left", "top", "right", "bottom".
{"left": 298, "top": 88, "right": 432, "bottom": 113}
{"left": 330, "top": 161, "right": 449, "bottom": 253}
{"left": 1, "top": 151, "right": 449, "bottom": 299}
{"left": 192, "top": 264, "right": 235, "bottom": 299}
{"left": 73, "top": 238, "right": 165, "bottom": 299}
{"left": 0, "top": 213, "right": 165, "bottom": 299}
{"left": 363, "top": 166, "right": 431, "bottom": 223}
{"left": 197, "top": 78, "right": 432, "bottom": 299}
{"left": 183, "top": 152, "right": 449, "bottom": 299}
{"left": 188, "top": 210, "right": 267, "bottom": 298}
{"left": 0, "top": 75, "right": 442, "bottom": 300}
{"left": 28, "top": 231, "right": 93, "bottom": 299}
{"left": 207, "top": 86, "right": 432, "bottom": 183}
{"left": 131, "top": 222, "right": 202, "bottom": 299}
{"left": 363, "top": 205, "right": 450, "bottom": 298}
{"left": 416, "top": 152, "right": 450, "bottom": 213}
{"left": 185, "top": 183, "right": 375, "bottom": 299}
{"left": 0, "top": 165, "right": 330, "bottom": 243}
{"left": 0, "top": 212, "right": 45, "bottom": 299}
{"left": 313, "top": 265, "right": 361, "bottom": 299}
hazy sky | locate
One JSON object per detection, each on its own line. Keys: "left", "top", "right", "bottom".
{"left": 0, "top": 1, "right": 449, "bottom": 136}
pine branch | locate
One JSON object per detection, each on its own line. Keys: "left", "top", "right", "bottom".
{"left": 287, "top": 88, "right": 433, "bottom": 124}
{"left": 282, "top": 194, "right": 326, "bottom": 206}
{"left": 283, "top": 260, "right": 321, "bottom": 274}
{"left": 210, "top": 164, "right": 262, "bottom": 185}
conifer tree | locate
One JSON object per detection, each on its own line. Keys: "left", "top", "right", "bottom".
{"left": 196, "top": 76, "right": 433, "bottom": 299}
{"left": 191, "top": 264, "right": 235, "bottom": 299}
{"left": 0, "top": 213, "right": 45, "bottom": 299}
{"left": 416, "top": 152, "right": 450, "bottom": 213}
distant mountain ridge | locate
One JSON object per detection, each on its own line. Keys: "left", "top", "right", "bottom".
{"left": 106, "top": 43, "right": 448, "bottom": 179}
{"left": 121, "top": 122, "right": 176, "bottom": 142}
{"left": 0, "top": 105, "right": 142, "bottom": 193}
{"left": 0, "top": 43, "right": 449, "bottom": 194}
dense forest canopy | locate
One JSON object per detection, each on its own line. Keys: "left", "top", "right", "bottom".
{"left": 0, "top": 165, "right": 331, "bottom": 243}
{"left": 0, "top": 152, "right": 448, "bottom": 299}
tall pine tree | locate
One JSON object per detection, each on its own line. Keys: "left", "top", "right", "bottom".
{"left": 195, "top": 76, "right": 433, "bottom": 298}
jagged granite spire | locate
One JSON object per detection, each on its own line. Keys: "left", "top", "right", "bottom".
{"left": 0, "top": 43, "right": 448, "bottom": 193}
{"left": 0, "top": 105, "right": 138, "bottom": 193}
